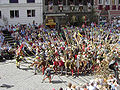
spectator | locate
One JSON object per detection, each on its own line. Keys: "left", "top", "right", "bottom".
{"left": 52, "top": 88, "right": 55, "bottom": 90}
{"left": 71, "top": 85, "right": 77, "bottom": 90}
{"left": 81, "top": 85, "right": 88, "bottom": 90}
{"left": 88, "top": 82, "right": 96, "bottom": 90}
{"left": 59, "top": 87, "right": 63, "bottom": 90}
{"left": 66, "top": 83, "right": 72, "bottom": 90}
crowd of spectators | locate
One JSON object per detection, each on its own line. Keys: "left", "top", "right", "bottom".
{"left": 0, "top": 22, "right": 119, "bottom": 90}
{"left": 52, "top": 74, "right": 119, "bottom": 90}
{"left": 0, "top": 31, "right": 4, "bottom": 47}
{"left": 2, "top": 23, "right": 119, "bottom": 48}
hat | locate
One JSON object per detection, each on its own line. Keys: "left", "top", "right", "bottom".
{"left": 36, "top": 56, "right": 40, "bottom": 59}
{"left": 72, "top": 85, "right": 76, "bottom": 89}
{"left": 49, "top": 65, "right": 53, "bottom": 68}
{"left": 78, "top": 52, "right": 81, "bottom": 54}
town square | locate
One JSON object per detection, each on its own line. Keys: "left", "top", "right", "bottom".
{"left": 0, "top": 0, "right": 120, "bottom": 90}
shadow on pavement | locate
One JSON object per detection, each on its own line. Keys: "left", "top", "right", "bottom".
{"left": 20, "top": 68, "right": 33, "bottom": 71}
{"left": 0, "top": 59, "right": 6, "bottom": 62}
{"left": 0, "top": 84, "right": 14, "bottom": 89}
{"left": 51, "top": 80, "right": 66, "bottom": 84}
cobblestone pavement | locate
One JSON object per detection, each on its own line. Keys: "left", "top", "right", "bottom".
{"left": 0, "top": 59, "right": 97, "bottom": 90}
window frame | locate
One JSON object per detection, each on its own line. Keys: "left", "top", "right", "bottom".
{"left": 10, "top": 10, "right": 19, "bottom": 18}
{"left": 98, "top": 5, "right": 103, "bottom": 10}
{"left": 45, "top": 0, "right": 49, "bottom": 5}
{"left": 27, "top": 10, "right": 35, "bottom": 17}
{"left": 98, "top": 0, "right": 103, "bottom": 5}
{"left": 15, "top": 10, "right": 19, "bottom": 18}
{"left": 9, "top": 0, "right": 18, "bottom": 3}
{"left": 10, "top": 10, "right": 14, "bottom": 18}
{"left": 105, "top": 0, "right": 110, "bottom": 5}
{"left": 68, "top": 0, "right": 74, "bottom": 5}
{"left": 112, "top": 0, "right": 116, "bottom": 5}
{"left": 0, "top": 11, "right": 1, "bottom": 19}
{"left": 27, "top": 0, "right": 35, "bottom": 3}
{"left": 32, "top": 10, "right": 35, "bottom": 17}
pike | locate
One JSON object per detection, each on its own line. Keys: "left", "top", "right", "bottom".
{"left": 63, "top": 26, "right": 69, "bottom": 45}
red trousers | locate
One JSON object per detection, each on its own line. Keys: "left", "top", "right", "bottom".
{"left": 71, "top": 69, "right": 74, "bottom": 76}
{"left": 42, "top": 66, "right": 45, "bottom": 75}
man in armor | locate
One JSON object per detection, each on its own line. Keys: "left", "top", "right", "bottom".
{"left": 109, "top": 57, "right": 120, "bottom": 84}
{"left": 42, "top": 65, "right": 52, "bottom": 83}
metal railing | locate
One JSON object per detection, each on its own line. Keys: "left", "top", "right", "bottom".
{"left": 44, "top": 5, "right": 92, "bottom": 13}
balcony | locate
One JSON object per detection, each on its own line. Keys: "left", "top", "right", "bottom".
{"left": 98, "top": 5, "right": 103, "bottom": 10}
{"left": 112, "top": 5, "right": 116, "bottom": 10}
{"left": 105, "top": 5, "right": 110, "bottom": 10}
{"left": 118, "top": 6, "right": 120, "bottom": 10}
{"left": 44, "top": 5, "right": 91, "bottom": 13}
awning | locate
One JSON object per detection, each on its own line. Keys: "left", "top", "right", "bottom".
{"left": 46, "top": 22, "right": 56, "bottom": 25}
{"left": 45, "top": 14, "right": 66, "bottom": 17}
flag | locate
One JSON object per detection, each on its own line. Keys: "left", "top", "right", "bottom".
{"left": 17, "top": 44, "right": 24, "bottom": 55}
{"left": 78, "top": 32, "right": 83, "bottom": 37}
{"left": 38, "top": 34, "right": 40, "bottom": 37}
{"left": 20, "top": 44, "right": 23, "bottom": 51}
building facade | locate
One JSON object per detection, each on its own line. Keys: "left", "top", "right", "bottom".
{"left": 95, "top": 0, "right": 120, "bottom": 24}
{"left": 0, "top": 0, "right": 43, "bottom": 26}
{"left": 43, "top": 0, "right": 94, "bottom": 28}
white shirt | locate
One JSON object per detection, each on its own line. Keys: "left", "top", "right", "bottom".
{"left": 88, "top": 85, "right": 96, "bottom": 90}
{"left": 65, "top": 87, "right": 72, "bottom": 90}
{"left": 76, "top": 55, "right": 81, "bottom": 68}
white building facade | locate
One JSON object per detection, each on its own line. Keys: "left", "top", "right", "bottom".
{"left": 0, "top": 0, "right": 43, "bottom": 26}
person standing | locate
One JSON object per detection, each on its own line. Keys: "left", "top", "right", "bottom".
{"left": 109, "top": 57, "right": 120, "bottom": 84}
{"left": 42, "top": 65, "right": 52, "bottom": 83}
{"left": 76, "top": 52, "right": 81, "bottom": 75}
{"left": 65, "top": 83, "right": 72, "bottom": 90}
{"left": 16, "top": 55, "right": 23, "bottom": 69}
{"left": 58, "top": 58, "right": 64, "bottom": 75}
{"left": 53, "top": 59, "right": 58, "bottom": 74}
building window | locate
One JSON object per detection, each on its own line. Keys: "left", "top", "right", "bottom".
{"left": 27, "top": 10, "right": 35, "bottom": 17}
{"left": 45, "top": 0, "right": 48, "bottom": 5}
{"left": 58, "top": 0, "right": 63, "bottom": 5}
{"left": 27, "top": 0, "right": 35, "bottom": 3}
{"left": 119, "top": 0, "right": 120, "bottom": 4}
{"left": 45, "top": 0, "right": 53, "bottom": 5}
{"left": 105, "top": 0, "right": 110, "bottom": 5}
{"left": 68, "top": 0, "right": 74, "bottom": 5}
{"left": 75, "top": 0, "right": 82, "bottom": 5}
{"left": 112, "top": 0, "right": 116, "bottom": 5}
{"left": 10, "top": 10, "right": 19, "bottom": 18}
{"left": 105, "top": 5, "right": 110, "bottom": 10}
{"left": 118, "top": 6, "right": 120, "bottom": 10}
{"left": 98, "top": 0, "right": 103, "bottom": 4}
{"left": 48, "top": 0, "right": 53, "bottom": 12}
{"left": 98, "top": 5, "right": 103, "bottom": 10}
{"left": 112, "top": 5, "right": 116, "bottom": 10}
{"left": 0, "top": 11, "right": 1, "bottom": 19}
{"left": 9, "top": 0, "right": 18, "bottom": 3}
{"left": 48, "top": 0, "right": 53, "bottom": 5}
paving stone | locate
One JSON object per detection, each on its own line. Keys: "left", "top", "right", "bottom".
{"left": 0, "top": 59, "right": 97, "bottom": 90}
